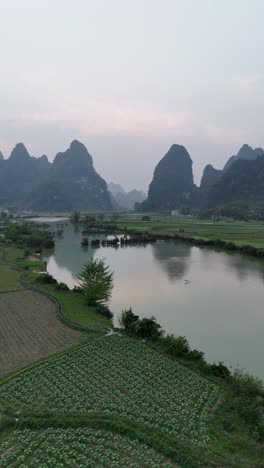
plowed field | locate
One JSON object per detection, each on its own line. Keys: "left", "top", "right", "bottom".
{"left": 0, "top": 290, "right": 85, "bottom": 377}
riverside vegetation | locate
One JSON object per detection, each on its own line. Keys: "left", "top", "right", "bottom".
{"left": 0, "top": 218, "right": 264, "bottom": 466}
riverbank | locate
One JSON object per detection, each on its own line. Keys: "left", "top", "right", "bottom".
{"left": 1, "top": 221, "right": 264, "bottom": 465}
{"left": 114, "top": 213, "right": 264, "bottom": 256}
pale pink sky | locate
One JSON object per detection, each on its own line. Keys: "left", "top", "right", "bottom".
{"left": 1, "top": 0, "right": 264, "bottom": 190}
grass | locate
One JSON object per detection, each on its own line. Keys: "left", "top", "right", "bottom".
{"left": 115, "top": 213, "right": 264, "bottom": 248}
{"left": 2, "top": 245, "right": 26, "bottom": 262}
{"left": 0, "top": 264, "right": 24, "bottom": 292}
{"left": 24, "top": 271, "right": 112, "bottom": 331}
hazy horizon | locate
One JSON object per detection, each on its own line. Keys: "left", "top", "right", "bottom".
{"left": 1, "top": 0, "right": 264, "bottom": 191}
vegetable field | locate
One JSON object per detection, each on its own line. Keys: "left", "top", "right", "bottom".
{"left": 1, "top": 335, "right": 219, "bottom": 448}
{"left": 0, "top": 427, "right": 174, "bottom": 467}
{"left": 0, "top": 290, "right": 86, "bottom": 376}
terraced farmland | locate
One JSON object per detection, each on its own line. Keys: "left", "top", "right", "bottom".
{"left": 1, "top": 335, "right": 219, "bottom": 448}
{"left": 0, "top": 290, "right": 86, "bottom": 376}
{"left": 0, "top": 427, "right": 175, "bottom": 467}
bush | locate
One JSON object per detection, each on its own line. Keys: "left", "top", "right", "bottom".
{"left": 158, "top": 335, "right": 190, "bottom": 357}
{"left": 55, "top": 282, "right": 69, "bottom": 291}
{"left": 72, "top": 286, "right": 82, "bottom": 293}
{"left": 96, "top": 303, "right": 113, "bottom": 319}
{"left": 36, "top": 273, "right": 57, "bottom": 284}
{"left": 210, "top": 361, "right": 231, "bottom": 378}
{"left": 120, "top": 309, "right": 163, "bottom": 340}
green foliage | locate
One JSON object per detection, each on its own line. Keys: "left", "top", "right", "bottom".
{"left": 228, "top": 370, "right": 264, "bottom": 439}
{"left": 71, "top": 211, "right": 81, "bottom": 223}
{"left": 4, "top": 222, "right": 54, "bottom": 250}
{"left": 120, "top": 308, "right": 163, "bottom": 340}
{"left": 158, "top": 334, "right": 190, "bottom": 357}
{"left": 210, "top": 362, "right": 231, "bottom": 379}
{"left": 16, "top": 260, "right": 46, "bottom": 271}
{"left": 36, "top": 273, "right": 57, "bottom": 285}
{"left": 55, "top": 282, "right": 69, "bottom": 291}
{"left": 78, "top": 258, "right": 113, "bottom": 307}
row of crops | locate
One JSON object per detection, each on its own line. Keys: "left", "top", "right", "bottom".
{"left": 1, "top": 335, "right": 219, "bottom": 447}
{"left": 0, "top": 427, "right": 174, "bottom": 467}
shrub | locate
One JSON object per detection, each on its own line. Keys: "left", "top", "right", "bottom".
{"left": 96, "top": 304, "right": 113, "bottom": 319}
{"left": 56, "top": 282, "right": 69, "bottom": 291}
{"left": 210, "top": 362, "right": 231, "bottom": 378}
{"left": 36, "top": 273, "right": 57, "bottom": 284}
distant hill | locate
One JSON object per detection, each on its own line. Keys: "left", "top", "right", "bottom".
{"left": 0, "top": 143, "right": 51, "bottom": 207}
{"left": 26, "top": 140, "right": 113, "bottom": 212}
{"left": 0, "top": 141, "right": 113, "bottom": 212}
{"left": 108, "top": 183, "right": 147, "bottom": 210}
{"left": 108, "top": 182, "right": 126, "bottom": 196}
{"left": 223, "top": 144, "right": 264, "bottom": 172}
{"left": 207, "top": 154, "right": 264, "bottom": 208}
{"left": 138, "top": 144, "right": 198, "bottom": 212}
{"left": 115, "top": 189, "right": 147, "bottom": 210}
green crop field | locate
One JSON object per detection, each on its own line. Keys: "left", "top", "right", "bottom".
{"left": 0, "top": 427, "right": 175, "bottom": 467}
{"left": 116, "top": 214, "right": 264, "bottom": 248}
{"left": 0, "top": 335, "right": 218, "bottom": 448}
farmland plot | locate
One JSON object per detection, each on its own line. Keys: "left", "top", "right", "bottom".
{"left": 0, "top": 427, "right": 175, "bottom": 467}
{"left": 1, "top": 335, "right": 219, "bottom": 447}
{"left": 0, "top": 290, "right": 85, "bottom": 376}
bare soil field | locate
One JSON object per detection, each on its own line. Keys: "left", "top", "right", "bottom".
{"left": 0, "top": 290, "right": 85, "bottom": 377}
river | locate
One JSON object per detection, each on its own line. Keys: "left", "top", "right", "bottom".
{"left": 32, "top": 219, "right": 264, "bottom": 379}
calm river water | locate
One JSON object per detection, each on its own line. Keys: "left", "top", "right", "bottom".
{"left": 35, "top": 220, "right": 264, "bottom": 380}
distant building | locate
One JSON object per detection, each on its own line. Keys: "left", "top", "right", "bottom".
{"left": 171, "top": 210, "right": 181, "bottom": 217}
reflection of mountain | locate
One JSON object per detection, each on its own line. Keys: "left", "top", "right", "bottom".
{"left": 199, "top": 247, "right": 264, "bottom": 283}
{"left": 152, "top": 241, "right": 191, "bottom": 281}
{"left": 225, "top": 253, "right": 264, "bottom": 283}
{"left": 45, "top": 225, "right": 96, "bottom": 280}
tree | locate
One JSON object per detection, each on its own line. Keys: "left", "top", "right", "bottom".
{"left": 120, "top": 308, "right": 139, "bottom": 333}
{"left": 137, "top": 316, "right": 163, "bottom": 340}
{"left": 78, "top": 258, "right": 113, "bottom": 307}
{"left": 71, "top": 211, "right": 81, "bottom": 223}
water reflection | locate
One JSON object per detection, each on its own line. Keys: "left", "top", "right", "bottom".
{"left": 198, "top": 246, "right": 264, "bottom": 284}
{"left": 152, "top": 241, "right": 191, "bottom": 281}
{"left": 41, "top": 223, "right": 264, "bottom": 379}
